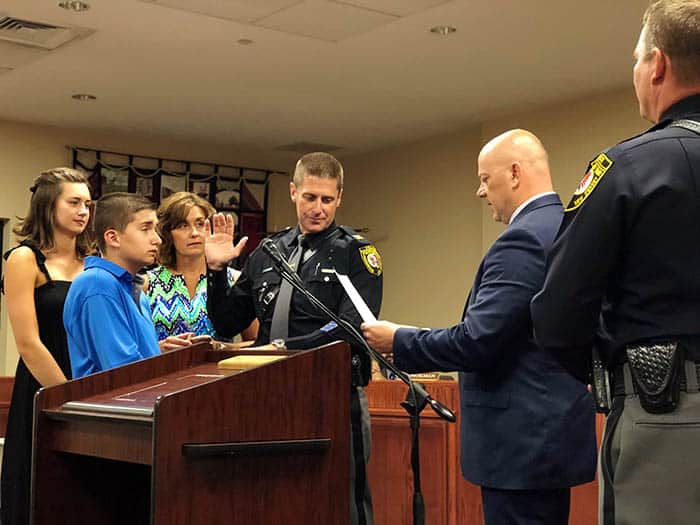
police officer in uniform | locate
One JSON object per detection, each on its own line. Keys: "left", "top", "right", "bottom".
{"left": 531, "top": 1, "right": 700, "bottom": 523}
{"left": 205, "top": 151, "right": 382, "bottom": 525}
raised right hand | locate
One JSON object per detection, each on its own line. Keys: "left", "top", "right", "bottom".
{"left": 204, "top": 213, "right": 248, "bottom": 270}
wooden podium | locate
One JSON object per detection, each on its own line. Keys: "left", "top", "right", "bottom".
{"left": 31, "top": 341, "right": 350, "bottom": 525}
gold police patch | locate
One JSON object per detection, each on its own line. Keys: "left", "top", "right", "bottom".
{"left": 359, "top": 245, "right": 382, "bottom": 276}
{"left": 565, "top": 153, "right": 613, "bottom": 212}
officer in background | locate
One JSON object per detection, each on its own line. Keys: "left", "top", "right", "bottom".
{"left": 531, "top": 1, "right": 700, "bottom": 523}
{"left": 205, "top": 151, "right": 382, "bottom": 525}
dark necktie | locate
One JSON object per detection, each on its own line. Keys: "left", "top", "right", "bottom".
{"left": 269, "top": 235, "right": 305, "bottom": 340}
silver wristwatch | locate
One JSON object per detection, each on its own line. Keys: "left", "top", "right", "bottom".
{"left": 271, "top": 338, "right": 286, "bottom": 350}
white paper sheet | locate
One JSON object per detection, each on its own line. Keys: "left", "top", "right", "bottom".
{"left": 336, "top": 272, "right": 376, "bottom": 323}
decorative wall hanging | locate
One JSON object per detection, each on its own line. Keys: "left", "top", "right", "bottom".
{"left": 70, "top": 146, "right": 286, "bottom": 266}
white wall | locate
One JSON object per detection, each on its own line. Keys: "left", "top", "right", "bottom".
{"left": 342, "top": 127, "right": 483, "bottom": 328}
{"left": 479, "top": 87, "right": 647, "bottom": 251}
{"left": 340, "top": 86, "right": 648, "bottom": 329}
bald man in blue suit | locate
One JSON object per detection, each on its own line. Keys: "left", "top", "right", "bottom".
{"left": 363, "top": 130, "right": 596, "bottom": 525}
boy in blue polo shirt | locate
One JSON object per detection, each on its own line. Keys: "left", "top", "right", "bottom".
{"left": 64, "top": 192, "right": 164, "bottom": 378}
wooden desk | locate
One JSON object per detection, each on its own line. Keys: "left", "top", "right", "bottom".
{"left": 366, "top": 379, "right": 602, "bottom": 525}
{"left": 366, "top": 380, "right": 482, "bottom": 525}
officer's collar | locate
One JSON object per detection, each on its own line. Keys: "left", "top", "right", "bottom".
{"left": 650, "top": 93, "right": 700, "bottom": 131}
{"left": 286, "top": 222, "right": 339, "bottom": 250}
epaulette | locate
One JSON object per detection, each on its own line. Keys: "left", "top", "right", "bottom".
{"left": 250, "top": 227, "right": 293, "bottom": 258}
{"left": 338, "top": 225, "right": 371, "bottom": 245}
{"left": 267, "top": 226, "right": 293, "bottom": 239}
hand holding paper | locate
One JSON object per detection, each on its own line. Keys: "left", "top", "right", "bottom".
{"left": 361, "top": 320, "right": 402, "bottom": 352}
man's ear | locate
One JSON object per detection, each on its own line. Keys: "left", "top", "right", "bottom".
{"left": 510, "top": 162, "right": 522, "bottom": 189}
{"left": 289, "top": 182, "right": 297, "bottom": 203}
{"left": 650, "top": 47, "right": 667, "bottom": 85}
{"left": 336, "top": 188, "right": 343, "bottom": 208}
{"left": 103, "top": 228, "right": 120, "bottom": 249}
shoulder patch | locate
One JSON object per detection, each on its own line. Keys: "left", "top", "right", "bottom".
{"left": 564, "top": 153, "right": 614, "bottom": 212}
{"left": 359, "top": 245, "right": 382, "bottom": 276}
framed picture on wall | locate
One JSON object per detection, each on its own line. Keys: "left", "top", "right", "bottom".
{"left": 101, "top": 167, "right": 129, "bottom": 195}
{"left": 215, "top": 177, "right": 240, "bottom": 211}
{"left": 86, "top": 167, "right": 101, "bottom": 199}
{"left": 134, "top": 176, "right": 155, "bottom": 199}
{"left": 189, "top": 180, "right": 212, "bottom": 201}
{"left": 160, "top": 174, "right": 187, "bottom": 201}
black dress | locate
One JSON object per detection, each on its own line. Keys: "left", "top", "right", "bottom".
{"left": 1, "top": 242, "right": 73, "bottom": 525}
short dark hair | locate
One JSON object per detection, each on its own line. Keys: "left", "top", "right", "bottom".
{"left": 156, "top": 191, "right": 215, "bottom": 268}
{"left": 13, "top": 167, "right": 94, "bottom": 257}
{"left": 643, "top": 0, "right": 700, "bottom": 84}
{"left": 292, "top": 152, "right": 344, "bottom": 190}
{"left": 94, "top": 193, "right": 156, "bottom": 253}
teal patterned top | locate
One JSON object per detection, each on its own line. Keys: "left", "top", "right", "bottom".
{"left": 146, "top": 265, "right": 236, "bottom": 341}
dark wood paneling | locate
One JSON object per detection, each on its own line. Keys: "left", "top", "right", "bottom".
{"left": 369, "top": 416, "right": 451, "bottom": 524}
{"left": 570, "top": 414, "right": 605, "bottom": 525}
{"left": 366, "top": 380, "right": 483, "bottom": 525}
{"left": 0, "top": 376, "right": 14, "bottom": 437}
{"left": 366, "top": 379, "right": 603, "bottom": 525}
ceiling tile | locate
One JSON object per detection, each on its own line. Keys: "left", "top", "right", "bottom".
{"left": 149, "top": 0, "right": 303, "bottom": 24}
{"left": 332, "top": 0, "right": 453, "bottom": 17}
{"left": 256, "top": 0, "right": 397, "bottom": 42}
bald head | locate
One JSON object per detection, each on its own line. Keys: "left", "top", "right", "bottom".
{"left": 476, "top": 129, "right": 553, "bottom": 224}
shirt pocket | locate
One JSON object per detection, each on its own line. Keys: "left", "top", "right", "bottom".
{"left": 296, "top": 268, "right": 340, "bottom": 315}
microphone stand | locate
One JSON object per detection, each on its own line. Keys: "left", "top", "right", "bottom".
{"left": 264, "top": 241, "right": 455, "bottom": 525}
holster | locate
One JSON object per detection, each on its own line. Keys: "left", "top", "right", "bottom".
{"left": 351, "top": 351, "right": 371, "bottom": 388}
{"left": 626, "top": 341, "right": 683, "bottom": 414}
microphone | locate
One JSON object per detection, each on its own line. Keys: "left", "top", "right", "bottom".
{"left": 259, "top": 240, "right": 456, "bottom": 423}
{"left": 260, "top": 239, "right": 301, "bottom": 283}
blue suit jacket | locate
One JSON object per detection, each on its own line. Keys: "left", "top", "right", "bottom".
{"left": 393, "top": 194, "right": 596, "bottom": 489}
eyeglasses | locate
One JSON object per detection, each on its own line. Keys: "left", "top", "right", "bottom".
{"left": 172, "top": 221, "right": 207, "bottom": 232}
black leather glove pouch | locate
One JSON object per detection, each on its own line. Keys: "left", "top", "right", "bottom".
{"left": 626, "top": 341, "right": 682, "bottom": 414}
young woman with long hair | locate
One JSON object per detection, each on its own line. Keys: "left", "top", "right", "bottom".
{"left": 1, "top": 167, "right": 92, "bottom": 525}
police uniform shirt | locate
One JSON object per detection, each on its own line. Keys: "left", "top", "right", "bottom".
{"left": 531, "top": 94, "right": 700, "bottom": 381}
{"left": 207, "top": 222, "right": 383, "bottom": 382}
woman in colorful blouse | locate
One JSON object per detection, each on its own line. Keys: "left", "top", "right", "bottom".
{"left": 146, "top": 192, "right": 257, "bottom": 348}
